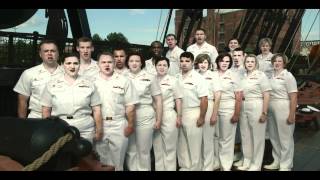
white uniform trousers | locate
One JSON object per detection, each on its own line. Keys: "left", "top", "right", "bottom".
{"left": 28, "top": 110, "right": 42, "bottom": 118}
{"left": 240, "top": 99, "right": 266, "bottom": 170}
{"left": 126, "top": 105, "right": 155, "bottom": 171}
{"left": 201, "top": 100, "right": 218, "bottom": 171}
{"left": 63, "top": 116, "right": 95, "bottom": 144}
{"left": 153, "top": 108, "right": 178, "bottom": 171}
{"left": 177, "top": 107, "right": 203, "bottom": 171}
{"left": 213, "top": 111, "right": 220, "bottom": 169}
{"left": 218, "top": 100, "right": 237, "bottom": 171}
{"left": 268, "top": 100, "right": 295, "bottom": 169}
{"left": 95, "top": 118, "right": 128, "bottom": 171}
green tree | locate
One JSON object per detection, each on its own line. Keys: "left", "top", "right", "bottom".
{"left": 106, "top": 32, "right": 129, "bottom": 46}
{"left": 92, "top": 33, "right": 102, "bottom": 41}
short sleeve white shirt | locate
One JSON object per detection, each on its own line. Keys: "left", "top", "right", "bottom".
{"left": 128, "top": 70, "right": 161, "bottom": 106}
{"left": 241, "top": 70, "right": 271, "bottom": 99}
{"left": 270, "top": 69, "right": 298, "bottom": 100}
{"left": 219, "top": 69, "right": 242, "bottom": 100}
{"left": 41, "top": 75, "right": 101, "bottom": 118}
{"left": 166, "top": 46, "right": 184, "bottom": 76}
{"left": 186, "top": 41, "right": 219, "bottom": 69}
{"left": 257, "top": 52, "right": 274, "bottom": 79}
{"left": 13, "top": 63, "right": 64, "bottom": 113}
{"left": 94, "top": 73, "right": 139, "bottom": 119}
{"left": 177, "top": 69, "right": 208, "bottom": 108}
{"left": 158, "top": 74, "right": 183, "bottom": 110}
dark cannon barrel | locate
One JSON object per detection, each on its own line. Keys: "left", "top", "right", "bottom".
{"left": 0, "top": 116, "right": 92, "bottom": 170}
{"left": 0, "top": 10, "right": 38, "bottom": 29}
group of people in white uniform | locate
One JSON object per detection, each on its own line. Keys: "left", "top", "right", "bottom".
{"left": 13, "top": 28, "right": 297, "bottom": 171}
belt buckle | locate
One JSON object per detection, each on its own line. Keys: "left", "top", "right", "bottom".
{"left": 106, "top": 117, "right": 112, "bottom": 120}
{"left": 67, "top": 115, "right": 73, "bottom": 119}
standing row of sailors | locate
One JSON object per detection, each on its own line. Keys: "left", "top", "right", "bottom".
{"left": 13, "top": 28, "right": 297, "bottom": 171}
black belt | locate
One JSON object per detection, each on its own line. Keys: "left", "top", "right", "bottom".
{"left": 67, "top": 115, "right": 73, "bottom": 119}
{"left": 105, "top": 117, "right": 113, "bottom": 120}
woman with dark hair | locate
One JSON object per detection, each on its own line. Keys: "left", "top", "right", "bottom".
{"left": 41, "top": 52, "right": 103, "bottom": 143}
{"left": 215, "top": 53, "right": 242, "bottom": 171}
{"left": 225, "top": 38, "right": 240, "bottom": 56}
{"left": 153, "top": 56, "right": 182, "bottom": 171}
{"left": 125, "top": 52, "right": 163, "bottom": 171}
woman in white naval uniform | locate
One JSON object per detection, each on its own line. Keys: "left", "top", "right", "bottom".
{"left": 41, "top": 52, "right": 103, "bottom": 143}
{"left": 125, "top": 52, "right": 163, "bottom": 171}
{"left": 94, "top": 52, "right": 139, "bottom": 171}
{"left": 263, "top": 53, "right": 297, "bottom": 171}
{"left": 194, "top": 54, "right": 222, "bottom": 171}
{"left": 216, "top": 53, "right": 242, "bottom": 171}
{"left": 257, "top": 38, "right": 274, "bottom": 79}
{"left": 238, "top": 54, "right": 271, "bottom": 171}
{"left": 153, "top": 56, "right": 183, "bottom": 171}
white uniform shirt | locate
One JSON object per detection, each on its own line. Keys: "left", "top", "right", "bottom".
{"left": 231, "top": 65, "right": 246, "bottom": 80}
{"left": 94, "top": 73, "right": 139, "bottom": 119}
{"left": 158, "top": 74, "right": 183, "bottom": 110}
{"left": 270, "top": 69, "right": 297, "bottom": 100}
{"left": 128, "top": 70, "right": 161, "bottom": 106}
{"left": 79, "top": 59, "right": 100, "bottom": 80}
{"left": 199, "top": 70, "right": 222, "bottom": 100}
{"left": 114, "top": 68, "right": 129, "bottom": 77}
{"left": 41, "top": 75, "right": 101, "bottom": 119}
{"left": 241, "top": 70, "right": 271, "bottom": 99}
{"left": 166, "top": 46, "right": 184, "bottom": 76}
{"left": 257, "top": 52, "right": 274, "bottom": 79}
{"left": 219, "top": 69, "right": 242, "bottom": 100}
{"left": 145, "top": 58, "right": 157, "bottom": 75}
{"left": 13, "top": 63, "right": 64, "bottom": 113}
{"left": 177, "top": 69, "right": 208, "bottom": 108}
{"left": 186, "top": 41, "right": 219, "bottom": 69}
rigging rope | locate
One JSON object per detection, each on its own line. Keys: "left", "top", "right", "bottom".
{"left": 289, "top": 9, "right": 320, "bottom": 71}
{"left": 156, "top": 9, "right": 163, "bottom": 41}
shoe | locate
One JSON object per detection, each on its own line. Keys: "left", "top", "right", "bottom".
{"left": 237, "top": 165, "right": 250, "bottom": 171}
{"left": 212, "top": 165, "right": 220, "bottom": 171}
{"left": 247, "top": 166, "right": 260, "bottom": 171}
{"left": 263, "top": 162, "right": 280, "bottom": 170}
{"left": 279, "top": 168, "right": 291, "bottom": 171}
{"left": 233, "top": 159, "right": 243, "bottom": 167}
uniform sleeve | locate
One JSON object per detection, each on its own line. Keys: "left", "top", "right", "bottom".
{"left": 197, "top": 75, "right": 209, "bottom": 98}
{"left": 13, "top": 70, "right": 32, "bottom": 97}
{"left": 124, "top": 79, "right": 140, "bottom": 106}
{"left": 259, "top": 73, "right": 272, "bottom": 92}
{"left": 173, "top": 78, "right": 183, "bottom": 99}
{"left": 40, "top": 83, "right": 52, "bottom": 107}
{"left": 150, "top": 76, "right": 162, "bottom": 96}
{"left": 285, "top": 72, "right": 298, "bottom": 93}
{"left": 90, "top": 84, "right": 102, "bottom": 106}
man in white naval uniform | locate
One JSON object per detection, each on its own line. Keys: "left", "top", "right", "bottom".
{"left": 145, "top": 41, "right": 163, "bottom": 75}
{"left": 165, "top": 34, "right": 184, "bottom": 76}
{"left": 186, "top": 28, "right": 218, "bottom": 70}
{"left": 177, "top": 51, "right": 208, "bottom": 171}
{"left": 94, "top": 52, "right": 139, "bottom": 171}
{"left": 76, "top": 37, "right": 99, "bottom": 79}
{"left": 13, "top": 39, "right": 63, "bottom": 118}
{"left": 113, "top": 47, "right": 129, "bottom": 76}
